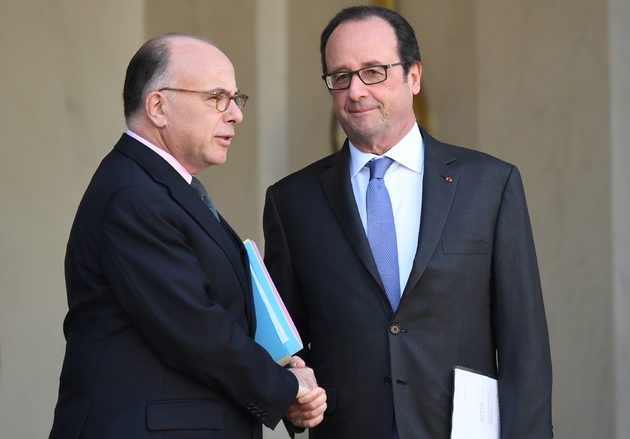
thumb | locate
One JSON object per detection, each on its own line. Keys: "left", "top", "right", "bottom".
{"left": 290, "top": 356, "right": 306, "bottom": 368}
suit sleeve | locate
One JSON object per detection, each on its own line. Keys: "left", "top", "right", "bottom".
{"left": 491, "top": 166, "right": 553, "bottom": 438}
{"left": 99, "top": 185, "right": 297, "bottom": 428}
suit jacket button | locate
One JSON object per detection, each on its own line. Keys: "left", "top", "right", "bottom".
{"left": 384, "top": 376, "right": 392, "bottom": 386}
{"left": 389, "top": 324, "right": 401, "bottom": 335}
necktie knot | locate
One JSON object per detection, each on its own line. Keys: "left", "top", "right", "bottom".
{"left": 368, "top": 157, "right": 394, "bottom": 180}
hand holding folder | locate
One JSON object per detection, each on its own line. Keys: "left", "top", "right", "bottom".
{"left": 243, "top": 240, "right": 303, "bottom": 366}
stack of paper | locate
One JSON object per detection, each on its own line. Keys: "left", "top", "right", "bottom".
{"left": 243, "top": 239, "right": 303, "bottom": 366}
{"left": 451, "top": 366, "right": 500, "bottom": 439}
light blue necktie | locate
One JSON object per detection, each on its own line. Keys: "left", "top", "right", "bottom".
{"left": 190, "top": 176, "right": 220, "bottom": 221}
{"left": 366, "top": 157, "right": 400, "bottom": 312}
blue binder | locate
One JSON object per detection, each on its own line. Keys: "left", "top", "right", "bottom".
{"left": 243, "top": 240, "right": 303, "bottom": 366}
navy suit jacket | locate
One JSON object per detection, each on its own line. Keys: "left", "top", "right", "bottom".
{"left": 263, "top": 127, "right": 552, "bottom": 438}
{"left": 50, "top": 134, "right": 297, "bottom": 439}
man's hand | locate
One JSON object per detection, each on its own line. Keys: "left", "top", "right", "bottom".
{"left": 286, "top": 386, "right": 327, "bottom": 429}
{"left": 286, "top": 356, "right": 327, "bottom": 429}
{"left": 287, "top": 358, "right": 317, "bottom": 398}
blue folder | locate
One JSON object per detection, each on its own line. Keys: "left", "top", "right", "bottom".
{"left": 243, "top": 240, "right": 303, "bottom": 366}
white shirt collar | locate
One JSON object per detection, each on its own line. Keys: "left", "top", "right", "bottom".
{"left": 348, "top": 124, "right": 424, "bottom": 180}
{"left": 125, "top": 130, "right": 193, "bottom": 184}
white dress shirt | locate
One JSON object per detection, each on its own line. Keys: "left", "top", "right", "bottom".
{"left": 349, "top": 124, "right": 425, "bottom": 295}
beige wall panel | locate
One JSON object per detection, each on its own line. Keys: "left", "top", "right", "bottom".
{"left": 400, "top": 0, "right": 478, "bottom": 148}
{"left": 146, "top": 0, "right": 260, "bottom": 239}
{"left": 0, "top": 1, "right": 144, "bottom": 438}
{"left": 475, "top": 0, "right": 613, "bottom": 437}
{"left": 610, "top": 0, "right": 630, "bottom": 437}
{"left": 286, "top": 0, "right": 358, "bottom": 172}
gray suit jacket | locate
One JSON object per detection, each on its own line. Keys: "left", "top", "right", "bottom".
{"left": 263, "top": 127, "right": 552, "bottom": 439}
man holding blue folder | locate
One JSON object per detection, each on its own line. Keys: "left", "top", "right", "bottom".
{"left": 49, "top": 33, "right": 326, "bottom": 439}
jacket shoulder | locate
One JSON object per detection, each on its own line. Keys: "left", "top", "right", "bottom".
{"left": 428, "top": 139, "right": 513, "bottom": 169}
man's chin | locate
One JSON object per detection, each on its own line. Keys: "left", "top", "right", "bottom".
{"left": 206, "top": 147, "right": 229, "bottom": 167}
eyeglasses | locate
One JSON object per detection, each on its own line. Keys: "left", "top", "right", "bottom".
{"left": 158, "top": 87, "right": 249, "bottom": 111}
{"left": 322, "top": 62, "right": 404, "bottom": 90}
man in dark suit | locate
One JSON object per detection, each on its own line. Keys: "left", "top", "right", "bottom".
{"left": 49, "top": 33, "right": 325, "bottom": 439}
{"left": 264, "top": 6, "right": 552, "bottom": 439}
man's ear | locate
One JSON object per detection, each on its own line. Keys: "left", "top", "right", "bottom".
{"left": 409, "top": 61, "right": 422, "bottom": 95}
{"left": 145, "top": 91, "right": 167, "bottom": 128}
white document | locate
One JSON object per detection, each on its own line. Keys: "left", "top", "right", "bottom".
{"left": 451, "top": 366, "right": 500, "bottom": 439}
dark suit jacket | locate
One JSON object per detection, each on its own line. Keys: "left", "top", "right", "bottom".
{"left": 263, "top": 127, "right": 552, "bottom": 439}
{"left": 50, "top": 134, "right": 297, "bottom": 439}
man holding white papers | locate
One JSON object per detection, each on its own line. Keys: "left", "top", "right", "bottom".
{"left": 264, "top": 6, "right": 552, "bottom": 439}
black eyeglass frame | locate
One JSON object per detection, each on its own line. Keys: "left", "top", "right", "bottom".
{"left": 158, "top": 87, "right": 249, "bottom": 111}
{"left": 322, "top": 62, "right": 405, "bottom": 90}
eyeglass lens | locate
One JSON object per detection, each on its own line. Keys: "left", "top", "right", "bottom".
{"left": 214, "top": 92, "right": 245, "bottom": 111}
{"left": 328, "top": 66, "right": 387, "bottom": 89}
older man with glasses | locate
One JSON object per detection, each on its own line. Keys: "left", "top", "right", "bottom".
{"left": 49, "top": 33, "right": 326, "bottom": 439}
{"left": 265, "top": 6, "right": 553, "bottom": 439}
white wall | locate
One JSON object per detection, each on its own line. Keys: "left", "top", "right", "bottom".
{"left": 0, "top": 1, "right": 144, "bottom": 437}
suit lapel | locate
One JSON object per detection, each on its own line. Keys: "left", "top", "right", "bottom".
{"left": 171, "top": 181, "right": 256, "bottom": 333}
{"left": 169, "top": 181, "right": 250, "bottom": 290}
{"left": 402, "top": 128, "right": 458, "bottom": 296}
{"left": 319, "top": 142, "right": 385, "bottom": 292}
{"left": 114, "top": 134, "right": 252, "bottom": 313}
